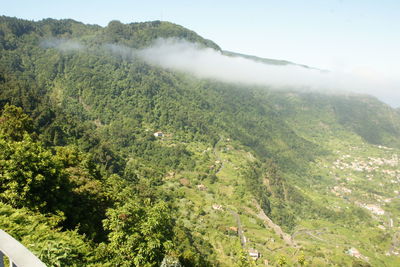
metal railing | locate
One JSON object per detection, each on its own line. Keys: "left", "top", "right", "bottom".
{"left": 0, "top": 229, "right": 46, "bottom": 267}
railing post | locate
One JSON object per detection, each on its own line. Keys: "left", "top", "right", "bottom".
{"left": 0, "top": 251, "right": 4, "bottom": 267}
{"left": 0, "top": 230, "right": 46, "bottom": 267}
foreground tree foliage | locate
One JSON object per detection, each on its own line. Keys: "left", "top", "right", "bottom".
{"left": 0, "top": 132, "right": 68, "bottom": 212}
{"left": 0, "top": 105, "right": 68, "bottom": 213}
{"left": 0, "top": 105, "right": 189, "bottom": 266}
{"left": 104, "top": 199, "right": 173, "bottom": 266}
{"left": 101, "top": 174, "right": 174, "bottom": 266}
{"left": 0, "top": 103, "right": 213, "bottom": 266}
{"left": 0, "top": 202, "right": 93, "bottom": 266}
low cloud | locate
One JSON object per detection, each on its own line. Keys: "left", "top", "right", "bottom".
{"left": 42, "top": 38, "right": 400, "bottom": 107}
{"left": 138, "top": 38, "right": 323, "bottom": 89}
{"left": 41, "top": 38, "right": 84, "bottom": 52}
{"left": 136, "top": 38, "right": 400, "bottom": 106}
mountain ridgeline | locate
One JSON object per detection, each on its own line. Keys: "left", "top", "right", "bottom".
{"left": 1, "top": 16, "right": 400, "bottom": 266}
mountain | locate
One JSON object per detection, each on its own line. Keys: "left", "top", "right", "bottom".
{"left": 0, "top": 16, "right": 400, "bottom": 266}
{"left": 222, "top": 50, "right": 312, "bottom": 69}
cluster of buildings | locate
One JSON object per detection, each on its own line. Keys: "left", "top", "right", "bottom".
{"left": 332, "top": 154, "right": 399, "bottom": 175}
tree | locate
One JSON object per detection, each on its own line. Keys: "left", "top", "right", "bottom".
{"left": 236, "top": 246, "right": 253, "bottom": 267}
{"left": 103, "top": 175, "right": 174, "bottom": 266}
{"left": 0, "top": 133, "right": 69, "bottom": 213}
{"left": 0, "top": 104, "right": 33, "bottom": 141}
{"left": 54, "top": 145, "right": 109, "bottom": 241}
{"left": 277, "top": 255, "right": 287, "bottom": 266}
{"left": 103, "top": 198, "right": 174, "bottom": 266}
{"left": 297, "top": 252, "right": 306, "bottom": 266}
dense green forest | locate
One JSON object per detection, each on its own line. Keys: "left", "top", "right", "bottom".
{"left": 1, "top": 16, "right": 400, "bottom": 266}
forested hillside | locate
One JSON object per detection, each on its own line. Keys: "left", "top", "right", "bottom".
{"left": 1, "top": 16, "right": 400, "bottom": 266}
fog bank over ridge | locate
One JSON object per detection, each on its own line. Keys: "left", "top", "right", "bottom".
{"left": 44, "top": 37, "right": 400, "bottom": 107}
{"left": 137, "top": 39, "right": 400, "bottom": 107}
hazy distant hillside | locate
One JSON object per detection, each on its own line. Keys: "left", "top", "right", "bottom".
{"left": 1, "top": 16, "right": 400, "bottom": 266}
{"left": 223, "top": 50, "right": 311, "bottom": 68}
{"left": 268, "top": 92, "right": 400, "bottom": 148}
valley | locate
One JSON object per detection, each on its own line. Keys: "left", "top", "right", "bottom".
{"left": 0, "top": 16, "right": 399, "bottom": 266}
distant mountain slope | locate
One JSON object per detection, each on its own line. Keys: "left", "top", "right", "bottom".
{"left": 223, "top": 50, "right": 311, "bottom": 68}
{"left": 267, "top": 92, "right": 400, "bottom": 148}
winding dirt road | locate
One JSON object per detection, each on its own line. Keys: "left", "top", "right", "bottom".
{"left": 252, "top": 201, "right": 298, "bottom": 248}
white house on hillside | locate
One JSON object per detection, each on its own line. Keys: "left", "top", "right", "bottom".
{"left": 153, "top": 131, "right": 164, "bottom": 137}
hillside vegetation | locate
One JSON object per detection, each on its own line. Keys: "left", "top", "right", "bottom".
{"left": 1, "top": 16, "right": 400, "bottom": 266}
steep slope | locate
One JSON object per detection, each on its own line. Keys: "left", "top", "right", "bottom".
{"left": 1, "top": 16, "right": 400, "bottom": 266}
